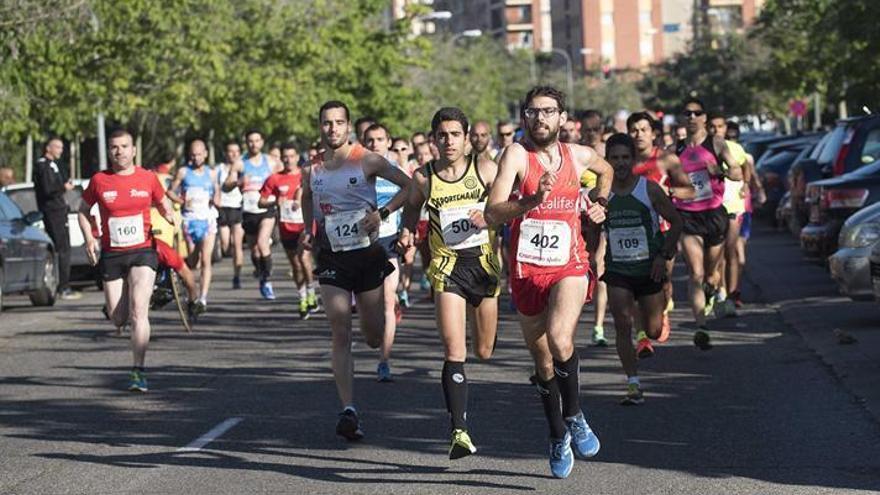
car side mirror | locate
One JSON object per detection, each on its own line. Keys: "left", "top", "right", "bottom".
{"left": 23, "top": 211, "right": 43, "bottom": 225}
{"left": 862, "top": 155, "right": 875, "bottom": 164}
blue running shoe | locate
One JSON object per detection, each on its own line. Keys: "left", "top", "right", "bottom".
{"left": 549, "top": 432, "right": 574, "bottom": 479}
{"left": 377, "top": 362, "right": 392, "bottom": 382}
{"left": 565, "top": 411, "right": 601, "bottom": 458}
{"left": 127, "top": 370, "right": 148, "bottom": 392}
{"left": 260, "top": 281, "right": 276, "bottom": 300}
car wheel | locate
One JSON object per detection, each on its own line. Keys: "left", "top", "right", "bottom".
{"left": 30, "top": 252, "right": 58, "bottom": 307}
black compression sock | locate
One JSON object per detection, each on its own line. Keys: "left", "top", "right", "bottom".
{"left": 442, "top": 361, "right": 468, "bottom": 431}
{"left": 532, "top": 374, "right": 567, "bottom": 439}
{"left": 554, "top": 352, "right": 581, "bottom": 418}
{"left": 262, "top": 255, "right": 273, "bottom": 281}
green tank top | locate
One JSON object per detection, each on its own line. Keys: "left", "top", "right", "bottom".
{"left": 604, "top": 177, "right": 663, "bottom": 277}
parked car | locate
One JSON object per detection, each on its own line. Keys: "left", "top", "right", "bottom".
{"left": 869, "top": 239, "right": 880, "bottom": 302}
{"left": 0, "top": 191, "right": 58, "bottom": 311}
{"left": 755, "top": 134, "right": 822, "bottom": 216}
{"left": 790, "top": 115, "right": 880, "bottom": 232}
{"left": 2, "top": 180, "right": 98, "bottom": 285}
{"left": 828, "top": 202, "right": 880, "bottom": 300}
{"left": 800, "top": 159, "right": 880, "bottom": 259}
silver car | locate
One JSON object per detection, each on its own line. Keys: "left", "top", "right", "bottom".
{"left": 870, "top": 238, "right": 880, "bottom": 302}
{"left": 829, "top": 202, "right": 880, "bottom": 300}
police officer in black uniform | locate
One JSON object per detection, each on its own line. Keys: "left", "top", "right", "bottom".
{"left": 34, "top": 136, "right": 81, "bottom": 300}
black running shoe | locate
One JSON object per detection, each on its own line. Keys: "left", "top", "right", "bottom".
{"left": 693, "top": 328, "right": 712, "bottom": 351}
{"left": 336, "top": 409, "right": 364, "bottom": 441}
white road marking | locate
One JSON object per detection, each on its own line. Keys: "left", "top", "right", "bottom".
{"left": 178, "top": 417, "right": 243, "bottom": 452}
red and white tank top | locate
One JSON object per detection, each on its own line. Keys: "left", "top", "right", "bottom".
{"left": 674, "top": 139, "right": 724, "bottom": 212}
{"left": 510, "top": 143, "right": 588, "bottom": 278}
{"left": 632, "top": 147, "right": 663, "bottom": 183}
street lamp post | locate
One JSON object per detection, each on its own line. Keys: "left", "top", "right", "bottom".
{"left": 544, "top": 48, "right": 575, "bottom": 110}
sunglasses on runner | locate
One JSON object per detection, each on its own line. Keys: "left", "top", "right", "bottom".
{"left": 499, "top": 131, "right": 514, "bottom": 137}
{"left": 682, "top": 110, "right": 705, "bottom": 118}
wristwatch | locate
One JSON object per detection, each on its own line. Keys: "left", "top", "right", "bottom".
{"left": 594, "top": 196, "right": 609, "bottom": 209}
{"left": 379, "top": 207, "right": 391, "bottom": 220}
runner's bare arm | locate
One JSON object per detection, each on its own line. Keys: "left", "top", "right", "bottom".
{"left": 365, "top": 152, "right": 412, "bottom": 214}
{"left": 77, "top": 201, "right": 98, "bottom": 266}
{"left": 165, "top": 168, "right": 186, "bottom": 205}
{"left": 298, "top": 166, "right": 314, "bottom": 250}
{"left": 712, "top": 136, "right": 743, "bottom": 180}
{"left": 579, "top": 144, "right": 613, "bottom": 202}
{"left": 661, "top": 152, "right": 696, "bottom": 200}
{"left": 211, "top": 169, "right": 221, "bottom": 208}
{"left": 222, "top": 160, "right": 242, "bottom": 192}
{"left": 151, "top": 174, "right": 175, "bottom": 224}
{"left": 647, "top": 180, "right": 682, "bottom": 281}
{"left": 399, "top": 167, "right": 428, "bottom": 249}
{"left": 477, "top": 156, "right": 499, "bottom": 190}
{"left": 484, "top": 144, "right": 536, "bottom": 225}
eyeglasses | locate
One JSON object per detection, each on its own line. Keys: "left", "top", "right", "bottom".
{"left": 682, "top": 110, "right": 705, "bottom": 118}
{"left": 523, "top": 107, "right": 560, "bottom": 119}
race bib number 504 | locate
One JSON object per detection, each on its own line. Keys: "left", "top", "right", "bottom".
{"left": 516, "top": 218, "right": 571, "bottom": 266}
{"left": 439, "top": 203, "right": 488, "bottom": 250}
{"left": 325, "top": 210, "right": 370, "bottom": 252}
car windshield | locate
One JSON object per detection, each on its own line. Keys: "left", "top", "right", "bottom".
{"left": 0, "top": 193, "right": 24, "bottom": 220}
{"left": 809, "top": 133, "right": 830, "bottom": 160}
{"left": 6, "top": 188, "right": 38, "bottom": 215}
{"left": 859, "top": 128, "right": 880, "bottom": 164}
{"left": 818, "top": 125, "right": 847, "bottom": 165}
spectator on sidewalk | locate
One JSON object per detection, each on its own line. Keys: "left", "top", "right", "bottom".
{"left": 34, "top": 136, "right": 81, "bottom": 300}
{"left": 0, "top": 166, "right": 14, "bottom": 186}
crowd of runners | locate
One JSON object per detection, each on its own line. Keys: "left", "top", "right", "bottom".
{"left": 76, "top": 85, "right": 764, "bottom": 479}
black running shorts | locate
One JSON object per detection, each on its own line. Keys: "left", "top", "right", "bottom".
{"left": 315, "top": 243, "right": 395, "bottom": 294}
{"left": 433, "top": 258, "right": 500, "bottom": 307}
{"left": 99, "top": 248, "right": 159, "bottom": 281}
{"left": 602, "top": 271, "right": 663, "bottom": 299}
{"left": 679, "top": 206, "right": 729, "bottom": 247}
{"left": 217, "top": 207, "right": 243, "bottom": 227}
{"left": 242, "top": 209, "right": 275, "bottom": 236}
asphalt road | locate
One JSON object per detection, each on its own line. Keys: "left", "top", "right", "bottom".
{"left": 1, "top": 232, "right": 879, "bottom": 494}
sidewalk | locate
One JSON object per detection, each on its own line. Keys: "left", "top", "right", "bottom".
{"left": 745, "top": 222, "right": 880, "bottom": 422}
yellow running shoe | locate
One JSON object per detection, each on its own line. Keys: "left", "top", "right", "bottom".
{"left": 449, "top": 428, "right": 477, "bottom": 460}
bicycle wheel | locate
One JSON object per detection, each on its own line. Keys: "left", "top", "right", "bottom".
{"left": 169, "top": 268, "right": 192, "bottom": 333}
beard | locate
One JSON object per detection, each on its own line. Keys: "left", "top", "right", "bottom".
{"left": 528, "top": 124, "right": 559, "bottom": 147}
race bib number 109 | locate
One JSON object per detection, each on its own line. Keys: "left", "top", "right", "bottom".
{"left": 516, "top": 218, "right": 571, "bottom": 266}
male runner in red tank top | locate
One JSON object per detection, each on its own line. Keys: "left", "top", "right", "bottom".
{"left": 486, "top": 86, "right": 613, "bottom": 479}
{"left": 627, "top": 112, "right": 695, "bottom": 342}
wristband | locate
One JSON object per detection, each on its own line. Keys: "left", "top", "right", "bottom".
{"left": 594, "top": 196, "right": 609, "bottom": 209}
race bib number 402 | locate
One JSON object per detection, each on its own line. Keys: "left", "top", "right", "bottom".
{"left": 439, "top": 203, "right": 488, "bottom": 250}
{"left": 325, "top": 210, "right": 370, "bottom": 252}
{"left": 516, "top": 218, "right": 571, "bottom": 266}
{"left": 108, "top": 214, "right": 145, "bottom": 248}
{"left": 687, "top": 170, "right": 714, "bottom": 202}
{"left": 608, "top": 225, "right": 649, "bottom": 262}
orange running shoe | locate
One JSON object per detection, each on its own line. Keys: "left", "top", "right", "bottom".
{"left": 657, "top": 313, "right": 671, "bottom": 343}
{"left": 636, "top": 338, "right": 655, "bottom": 359}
